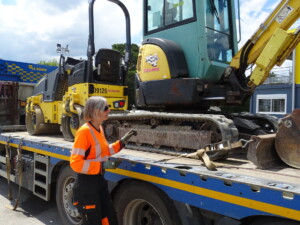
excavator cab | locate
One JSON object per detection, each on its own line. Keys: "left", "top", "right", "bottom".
{"left": 137, "top": 0, "right": 300, "bottom": 109}
{"left": 135, "top": 0, "right": 239, "bottom": 109}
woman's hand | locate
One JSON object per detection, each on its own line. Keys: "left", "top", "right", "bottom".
{"left": 120, "top": 130, "right": 137, "bottom": 145}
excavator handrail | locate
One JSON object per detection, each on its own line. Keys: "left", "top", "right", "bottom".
{"left": 236, "top": 0, "right": 242, "bottom": 43}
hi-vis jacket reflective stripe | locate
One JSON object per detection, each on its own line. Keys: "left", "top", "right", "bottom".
{"left": 70, "top": 123, "right": 122, "bottom": 175}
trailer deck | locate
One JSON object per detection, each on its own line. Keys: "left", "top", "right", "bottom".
{"left": 0, "top": 131, "right": 300, "bottom": 222}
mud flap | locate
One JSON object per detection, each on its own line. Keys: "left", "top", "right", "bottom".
{"left": 247, "top": 134, "right": 282, "bottom": 169}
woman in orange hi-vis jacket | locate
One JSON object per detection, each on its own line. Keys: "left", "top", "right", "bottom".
{"left": 70, "top": 96, "right": 136, "bottom": 225}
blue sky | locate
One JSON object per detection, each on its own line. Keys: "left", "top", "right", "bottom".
{"left": 1, "top": 0, "right": 16, "bottom": 5}
{"left": 0, "top": 0, "right": 299, "bottom": 64}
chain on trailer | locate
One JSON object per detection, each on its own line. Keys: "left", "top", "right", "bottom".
{"left": 5, "top": 136, "right": 12, "bottom": 200}
{"left": 4, "top": 137, "right": 24, "bottom": 210}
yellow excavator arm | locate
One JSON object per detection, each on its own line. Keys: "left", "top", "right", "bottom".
{"left": 230, "top": 0, "right": 300, "bottom": 88}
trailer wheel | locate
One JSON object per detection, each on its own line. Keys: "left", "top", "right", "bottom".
{"left": 56, "top": 165, "right": 81, "bottom": 225}
{"left": 113, "top": 180, "right": 182, "bottom": 225}
{"left": 248, "top": 217, "right": 300, "bottom": 225}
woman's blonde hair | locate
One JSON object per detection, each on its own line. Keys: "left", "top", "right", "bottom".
{"left": 83, "top": 96, "right": 107, "bottom": 121}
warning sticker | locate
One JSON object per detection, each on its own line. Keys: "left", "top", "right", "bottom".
{"left": 276, "top": 5, "right": 293, "bottom": 24}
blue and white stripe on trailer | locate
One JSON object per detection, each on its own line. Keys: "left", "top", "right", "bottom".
{"left": 0, "top": 134, "right": 72, "bottom": 163}
{"left": 105, "top": 159, "right": 300, "bottom": 222}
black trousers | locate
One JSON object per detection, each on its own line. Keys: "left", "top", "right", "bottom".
{"left": 73, "top": 173, "right": 118, "bottom": 225}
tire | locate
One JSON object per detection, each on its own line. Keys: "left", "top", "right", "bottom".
{"left": 113, "top": 180, "right": 182, "bottom": 225}
{"left": 61, "top": 114, "right": 78, "bottom": 142}
{"left": 248, "top": 217, "right": 300, "bottom": 225}
{"left": 56, "top": 165, "right": 82, "bottom": 225}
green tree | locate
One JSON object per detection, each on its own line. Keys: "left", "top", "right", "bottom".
{"left": 38, "top": 58, "right": 59, "bottom": 66}
{"left": 112, "top": 43, "right": 139, "bottom": 109}
{"left": 112, "top": 43, "right": 139, "bottom": 67}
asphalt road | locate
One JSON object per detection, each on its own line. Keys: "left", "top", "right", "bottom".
{"left": 0, "top": 176, "right": 62, "bottom": 225}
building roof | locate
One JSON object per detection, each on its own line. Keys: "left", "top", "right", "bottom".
{"left": 0, "top": 59, "right": 57, "bottom": 84}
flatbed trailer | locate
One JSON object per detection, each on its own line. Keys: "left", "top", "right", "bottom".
{"left": 0, "top": 131, "right": 299, "bottom": 225}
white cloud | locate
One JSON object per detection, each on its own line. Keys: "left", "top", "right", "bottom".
{"left": 238, "top": 0, "right": 279, "bottom": 47}
{"left": 0, "top": 0, "right": 298, "bottom": 65}
{"left": 0, "top": 0, "right": 142, "bottom": 63}
{"left": 238, "top": 0, "right": 300, "bottom": 47}
{"left": 238, "top": 0, "right": 300, "bottom": 70}
{"left": 93, "top": 0, "right": 142, "bottom": 51}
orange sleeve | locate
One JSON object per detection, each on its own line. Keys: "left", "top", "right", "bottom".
{"left": 70, "top": 127, "right": 101, "bottom": 174}
{"left": 109, "top": 140, "right": 123, "bottom": 155}
{"left": 100, "top": 125, "right": 123, "bottom": 155}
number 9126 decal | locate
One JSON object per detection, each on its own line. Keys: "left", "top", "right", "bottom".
{"left": 94, "top": 87, "right": 108, "bottom": 94}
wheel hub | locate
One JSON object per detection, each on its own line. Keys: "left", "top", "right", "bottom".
{"left": 124, "top": 199, "right": 164, "bottom": 225}
{"left": 70, "top": 115, "right": 79, "bottom": 130}
{"left": 63, "top": 180, "right": 81, "bottom": 221}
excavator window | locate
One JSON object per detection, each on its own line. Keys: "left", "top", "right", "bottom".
{"left": 146, "top": 0, "right": 194, "bottom": 32}
{"left": 205, "top": 0, "right": 233, "bottom": 63}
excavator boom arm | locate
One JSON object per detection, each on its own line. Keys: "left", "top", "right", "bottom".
{"left": 230, "top": 0, "right": 300, "bottom": 88}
